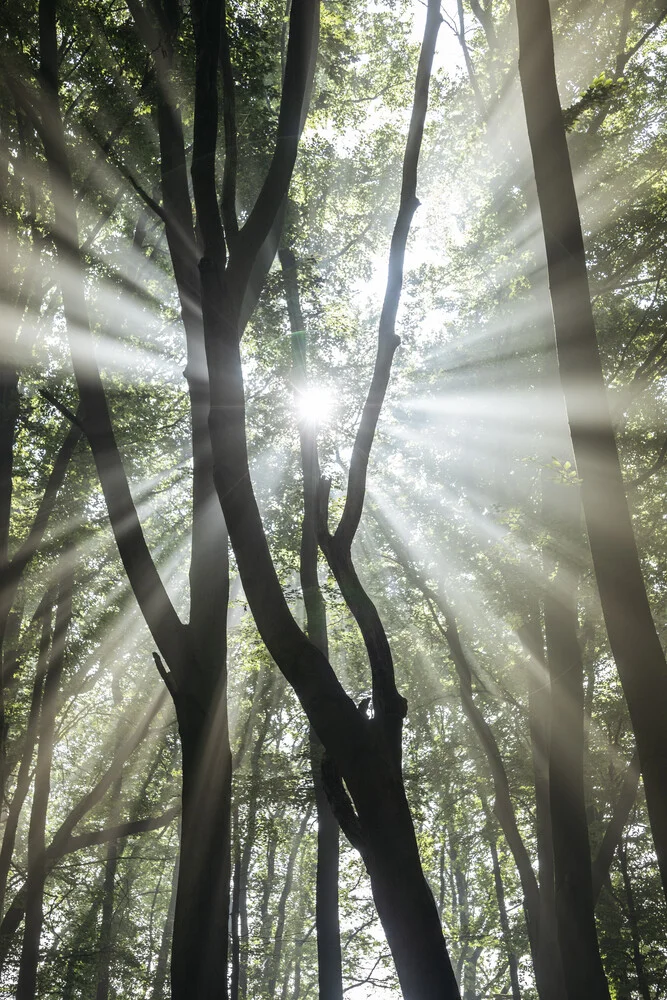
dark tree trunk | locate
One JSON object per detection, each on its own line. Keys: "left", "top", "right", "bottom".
{"left": 94, "top": 824, "right": 122, "bottom": 1000}
{"left": 35, "top": 1, "right": 233, "bottom": 995}
{"left": 171, "top": 695, "right": 232, "bottom": 1000}
{"left": 230, "top": 808, "right": 242, "bottom": 1000}
{"left": 516, "top": 0, "right": 667, "bottom": 903}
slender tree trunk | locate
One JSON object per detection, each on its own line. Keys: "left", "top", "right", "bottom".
{"left": 543, "top": 477, "right": 610, "bottom": 1000}
{"left": 519, "top": 604, "right": 565, "bottom": 1000}
{"left": 267, "top": 807, "right": 312, "bottom": 997}
{"left": 280, "top": 246, "right": 343, "bottom": 1000}
{"left": 462, "top": 944, "right": 482, "bottom": 1000}
{"left": 230, "top": 808, "right": 242, "bottom": 1000}
{"left": 0, "top": 361, "right": 19, "bottom": 806}
{"left": 16, "top": 562, "right": 72, "bottom": 1000}
{"left": 150, "top": 848, "right": 179, "bottom": 1000}
{"left": 618, "top": 840, "right": 651, "bottom": 1000}
{"left": 94, "top": 680, "right": 124, "bottom": 1000}
{"left": 0, "top": 617, "right": 48, "bottom": 916}
{"left": 62, "top": 892, "right": 103, "bottom": 1000}
{"left": 516, "top": 0, "right": 667, "bottom": 902}
{"left": 482, "top": 802, "right": 521, "bottom": 1000}
{"left": 451, "top": 838, "right": 470, "bottom": 983}
{"left": 94, "top": 825, "right": 122, "bottom": 1000}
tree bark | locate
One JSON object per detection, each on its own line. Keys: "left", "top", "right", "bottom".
{"left": 515, "top": 0, "right": 667, "bottom": 903}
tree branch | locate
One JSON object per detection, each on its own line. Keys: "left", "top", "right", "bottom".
{"left": 35, "top": 7, "right": 189, "bottom": 682}
{"left": 592, "top": 749, "right": 640, "bottom": 902}
{"left": 55, "top": 805, "right": 179, "bottom": 856}
{"left": 334, "top": 0, "right": 441, "bottom": 548}
{"left": 220, "top": 0, "right": 238, "bottom": 243}
{"left": 228, "top": 0, "right": 320, "bottom": 306}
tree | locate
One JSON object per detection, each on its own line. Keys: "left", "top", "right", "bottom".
{"left": 3, "top": 0, "right": 667, "bottom": 997}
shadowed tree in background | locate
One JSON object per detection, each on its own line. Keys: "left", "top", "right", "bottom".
{"left": 516, "top": 0, "right": 667, "bottom": 915}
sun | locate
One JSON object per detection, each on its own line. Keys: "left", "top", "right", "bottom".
{"left": 295, "top": 386, "right": 334, "bottom": 427}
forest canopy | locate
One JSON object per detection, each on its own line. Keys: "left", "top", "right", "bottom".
{"left": 1, "top": 0, "right": 667, "bottom": 998}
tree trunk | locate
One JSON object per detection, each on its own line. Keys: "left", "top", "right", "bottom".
{"left": 520, "top": 604, "right": 565, "bottom": 1000}
{"left": 280, "top": 246, "right": 343, "bottom": 1000}
{"left": 16, "top": 562, "right": 72, "bottom": 1000}
{"left": 618, "top": 840, "right": 651, "bottom": 1000}
{"left": 0, "top": 617, "right": 48, "bottom": 916}
{"left": 171, "top": 694, "right": 232, "bottom": 1000}
{"left": 543, "top": 477, "right": 610, "bottom": 1000}
{"left": 483, "top": 805, "right": 521, "bottom": 1000}
{"left": 0, "top": 361, "right": 19, "bottom": 806}
{"left": 150, "top": 847, "right": 179, "bottom": 1000}
{"left": 267, "top": 807, "right": 312, "bottom": 997}
{"left": 35, "top": 2, "right": 233, "bottom": 995}
{"left": 516, "top": 0, "right": 667, "bottom": 902}
{"left": 94, "top": 680, "right": 124, "bottom": 1000}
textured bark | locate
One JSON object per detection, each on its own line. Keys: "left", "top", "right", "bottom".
{"left": 516, "top": 0, "right": 667, "bottom": 902}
